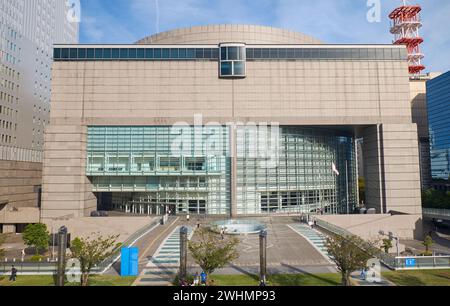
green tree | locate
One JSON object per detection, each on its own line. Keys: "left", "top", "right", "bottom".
{"left": 422, "top": 235, "right": 433, "bottom": 256}
{"left": 381, "top": 238, "right": 393, "bottom": 254}
{"left": 70, "top": 234, "right": 121, "bottom": 286}
{"left": 22, "top": 223, "right": 50, "bottom": 255}
{"left": 188, "top": 228, "right": 240, "bottom": 278}
{"left": 422, "top": 188, "right": 450, "bottom": 209}
{"left": 325, "top": 234, "right": 374, "bottom": 286}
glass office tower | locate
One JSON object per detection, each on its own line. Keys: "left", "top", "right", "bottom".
{"left": 427, "top": 71, "right": 450, "bottom": 183}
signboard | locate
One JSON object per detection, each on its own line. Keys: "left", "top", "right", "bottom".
{"left": 121, "top": 247, "right": 139, "bottom": 277}
{"left": 405, "top": 258, "right": 417, "bottom": 268}
{"left": 365, "top": 258, "right": 382, "bottom": 284}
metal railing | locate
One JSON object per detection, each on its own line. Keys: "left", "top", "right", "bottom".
{"left": 395, "top": 256, "right": 450, "bottom": 270}
{"left": 423, "top": 208, "right": 450, "bottom": 218}
{"left": 315, "top": 219, "right": 397, "bottom": 270}
{"left": 315, "top": 219, "right": 450, "bottom": 271}
{"left": 0, "top": 218, "right": 161, "bottom": 276}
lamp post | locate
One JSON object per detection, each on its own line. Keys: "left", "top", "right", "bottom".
{"left": 259, "top": 230, "right": 268, "bottom": 285}
{"left": 56, "top": 226, "right": 68, "bottom": 287}
{"left": 379, "top": 230, "right": 400, "bottom": 257}
{"left": 179, "top": 226, "right": 188, "bottom": 283}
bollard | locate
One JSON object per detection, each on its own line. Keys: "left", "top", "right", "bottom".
{"left": 179, "top": 226, "right": 188, "bottom": 282}
{"left": 56, "top": 226, "right": 68, "bottom": 287}
{"left": 259, "top": 230, "right": 268, "bottom": 285}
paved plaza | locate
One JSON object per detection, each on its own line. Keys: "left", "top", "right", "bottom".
{"left": 132, "top": 216, "right": 337, "bottom": 286}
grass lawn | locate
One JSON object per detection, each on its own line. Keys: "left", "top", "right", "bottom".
{"left": 383, "top": 270, "right": 450, "bottom": 286}
{"left": 210, "top": 273, "right": 341, "bottom": 286}
{"left": 0, "top": 275, "right": 137, "bottom": 287}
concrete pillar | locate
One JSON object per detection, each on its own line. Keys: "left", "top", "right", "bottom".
{"left": 362, "top": 124, "right": 422, "bottom": 216}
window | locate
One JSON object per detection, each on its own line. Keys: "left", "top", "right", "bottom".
{"left": 120, "top": 48, "right": 128, "bottom": 59}
{"left": 221, "top": 62, "right": 232, "bottom": 76}
{"left": 128, "top": 48, "right": 137, "bottom": 58}
{"left": 103, "top": 48, "right": 112, "bottom": 59}
{"left": 69, "top": 48, "right": 77, "bottom": 59}
{"left": 53, "top": 48, "right": 61, "bottom": 59}
{"left": 219, "top": 44, "right": 246, "bottom": 78}
{"left": 95, "top": 48, "right": 103, "bottom": 59}
{"left": 137, "top": 48, "right": 144, "bottom": 58}
{"left": 61, "top": 48, "right": 69, "bottom": 59}
{"left": 87, "top": 48, "right": 95, "bottom": 59}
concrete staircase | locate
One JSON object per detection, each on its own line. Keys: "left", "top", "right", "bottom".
{"left": 133, "top": 226, "right": 194, "bottom": 286}
{"left": 288, "top": 224, "right": 332, "bottom": 261}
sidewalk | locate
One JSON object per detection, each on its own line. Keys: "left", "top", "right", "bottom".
{"left": 350, "top": 271, "right": 396, "bottom": 286}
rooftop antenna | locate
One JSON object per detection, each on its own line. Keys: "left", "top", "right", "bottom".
{"left": 389, "top": 0, "right": 425, "bottom": 75}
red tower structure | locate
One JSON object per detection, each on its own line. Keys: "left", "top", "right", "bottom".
{"left": 389, "top": 0, "right": 425, "bottom": 75}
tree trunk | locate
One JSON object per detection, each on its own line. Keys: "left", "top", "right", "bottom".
{"left": 341, "top": 271, "right": 351, "bottom": 286}
{"left": 81, "top": 273, "right": 90, "bottom": 287}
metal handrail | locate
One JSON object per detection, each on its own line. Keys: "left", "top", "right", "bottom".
{"left": 423, "top": 208, "right": 450, "bottom": 217}
{"left": 315, "top": 219, "right": 397, "bottom": 269}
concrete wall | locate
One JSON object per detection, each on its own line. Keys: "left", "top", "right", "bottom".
{"left": 0, "top": 159, "right": 41, "bottom": 208}
{"left": 48, "top": 59, "right": 412, "bottom": 126}
{"left": 0, "top": 159, "right": 41, "bottom": 232}
{"left": 41, "top": 124, "right": 96, "bottom": 220}
{"left": 316, "top": 214, "right": 423, "bottom": 240}
{"left": 44, "top": 217, "right": 156, "bottom": 243}
{"left": 362, "top": 124, "right": 422, "bottom": 215}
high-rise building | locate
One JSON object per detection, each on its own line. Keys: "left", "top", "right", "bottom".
{"left": 0, "top": 0, "right": 79, "bottom": 233}
{"left": 409, "top": 73, "right": 441, "bottom": 190}
{"left": 427, "top": 71, "right": 450, "bottom": 191}
{"left": 43, "top": 25, "right": 423, "bottom": 238}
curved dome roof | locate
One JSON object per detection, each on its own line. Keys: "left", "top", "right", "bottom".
{"left": 136, "top": 24, "right": 323, "bottom": 45}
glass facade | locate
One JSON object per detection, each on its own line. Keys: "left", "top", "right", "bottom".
{"left": 87, "top": 126, "right": 357, "bottom": 215}
{"left": 87, "top": 126, "right": 231, "bottom": 215}
{"left": 236, "top": 126, "right": 356, "bottom": 215}
{"left": 54, "top": 47, "right": 406, "bottom": 61}
{"left": 427, "top": 71, "right": 450, "bottom": 181}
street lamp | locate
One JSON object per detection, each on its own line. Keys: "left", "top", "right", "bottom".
{"left": 379, "top": 230, "right": 400, "bottom": 257}
{"left": 179, "top": 226, "right": 188, "bottom": 283}
{"left": 259, "top": 230, "right": 267, "bottom": 285}
{"left": 56, "top": 226, "right": 68, "bottom": 287}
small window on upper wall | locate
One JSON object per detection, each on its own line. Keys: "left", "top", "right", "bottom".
{"left": 219, "top": 43, "right": 246, "bottom": 78}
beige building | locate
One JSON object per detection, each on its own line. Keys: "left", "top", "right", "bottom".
{"left": 42, "top": 25, "right": 423, "bottom": 235}
{"left": 0, "top": 0, "right": 78, "bottom": 233}
{"left": 409, "top": 73, "right": 441, "bottom": 190}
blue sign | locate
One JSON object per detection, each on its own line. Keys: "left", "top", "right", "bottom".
{"left": 121, "top": 247, "right": 139, "bottom": 277}
{"left": 405, "top": 258, "right": 416, "bottom": 268}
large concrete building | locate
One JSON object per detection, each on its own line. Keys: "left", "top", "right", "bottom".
{"left": 42, "top": 25, "right": 423, "bottom": 233}
{"left": 427, "top": 71, "right": 450, "bottom": 191}
{"left": 0, "top": 0, "right": 78, "bottom": 232}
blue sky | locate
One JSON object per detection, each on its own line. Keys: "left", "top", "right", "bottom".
{"left": 78, "top": 0, "right": 449, "bottom": 73}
